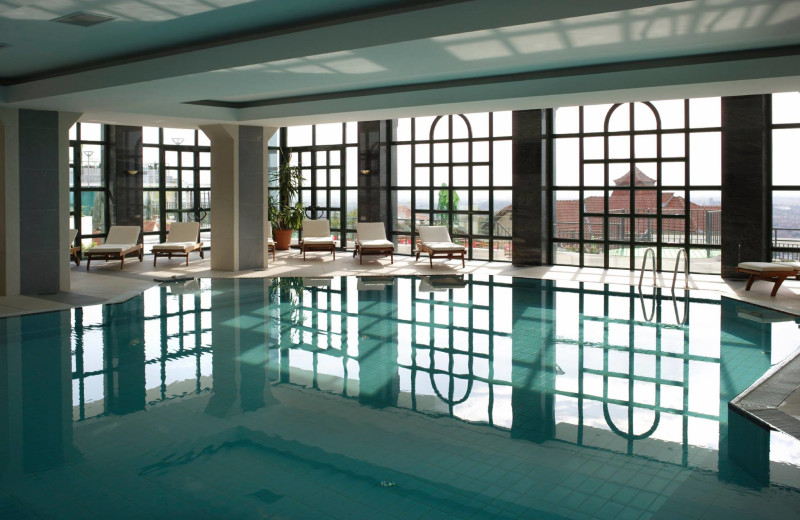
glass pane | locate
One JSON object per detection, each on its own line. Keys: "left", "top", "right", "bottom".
{"left": 452, "top": 142, "right": 469, "bottom": 163}
{"left": 634, "top": 103, "right": 658, "bottom": 131}
{"left": 395, "top": 190, "right": 411, "bottom": 232}
{"left": 652, "top": 99, "right": 685, "bottom": 129}
{"left": 415, "top": 116, "right": 435, "bottom": 140}
{"left": 773, "top": 191, "right": 800, "bottom": 253}
{"left": 662, "top": 133, "right": 685, "bottom": 158}
{"left": 554, "top": 138, "right": 579, "bottom": 186}
{"left": 346, "top": 190, "right": 357, "bottom": 228}
{"left": 584, "top": 104, "right": 613, "bottom": 133}
{"left": 584, "top": 163, "right": 604, "bottom": 187}
{"left": 143, "top": 126, "right": 160, "bottom": 144}
{"left": 493, "top": 111, "right": 512, "bottom": 137}
{"left": 465, "top": 113, "right": 489, "bottom": 138}
{"left": 453, "top": 213, "right": 469, "bottom": 235}
{"left": 80, "top": 192, "right": 105, "bottom": 236}
{"left": 554, "top": 191, "right": 579, "bottom": 239}
{"left": 689, "top": 97, "right": 721, "bottom": 128}
{"left": 329, "top": 190, "right": 341, "bottom": 208}
{"left": 662, "top": 162, "right": 685, "bottom": 186}
{"left": 493, "top": 199, "right": 511, "bottom": 238}
{"left": 199, "top": 190, "right": 210, "bottom": 209}
{"left": 773, "top": 129, "right": 800, "bottom": 186}
{"left": 181, "top": 152, "right": 194, "bottom": 167}
{"left": 164, "top": 128, "right": 195, "bottom": 146}
{"left": 634, "top": 218, "right": 657, "bottom": 242}
{"left": 415, "top": 167, "right": 430, "bottom": 186}
{"left": 80, "top": 123, "right": 103, "bottom": 141}
{"left": 689, "top": 132, "right": 721, "bottom": 185}
{"left": 316, "top": 123, "right": 343, "bottom": 145}
{"left": 143, "top": 192, "right": 160, "bottom": 231}
{"left": 329, "top": 150, "right": 341, "bottom": 166}
{"left": 347, "top": 147, "right": 358, "bottom": 187}
{"left": 773, "top": 92, "right": 800, "bottom": 125}
{"left": 661, "top": 218, "right": 685, "bottom": 244}
{"left": 452, "top": 115, "right": 469, "bottom": 139}
{"left": 165, "top": 169, "right": 179, "bottom": 188}
{"left": 165, "top": 191, "right": 179, "bottom": 211}
{"left": 609, "top": 216, "right": 630, "bottom": 241}
{"left": 473, "top": 165, "right": 489, "bottom": 187}
{"left": 608, "top": 245, "right": 630, "bottom": 269}
{"left": 199, "top": 171, "right": 210, "bottom": 188}
{"left": 583, "top": 243, "right": 605, "bottom": 267}
{"left": 608, "top": 135, "right": 630, "bottom": 159}
{"left": 415, "top": 190, "right": 431, "bottom": 210}
{"left": 688, "top": 191, "right": 721, "bottom": 245}
{"left": 181, "top": 171, "right": 194, "bottom": 188}
{"left": 493, "top": 239, "right": 512, "bottom": 262}
{"left": 555, "top": 106, "right": 579, "bottom": 134}
{"left": 492, "top": 141, "right": 512, "bottom": 185}
{"left": 471, "top": 214, "right": 488, "bottom": 237}
{"left": 330, "top": 169, "right": 341, "bottom": 187}
{"left": 396, "top": 119, "right": 411, "bottom": 141}
{"left": 584, "top": 136, "right": 604, "bottom": 160}
{"left": 452, "top": 166, "right": 469, "bottom": 187}
{"left": 181, "top": 191, "right": 194, "bottom": 208}
{"left": 316, "top": 169, "right": 328, "bottom": 187}
{"left": 414, "top": 211, "right": 431, "bottom": 228}
{"left": 432, "top": 142, "right": 449, "bottom": 163}
{"left": 607, "top": 104, "right": 630, "bottom": 132}
{"left": 432, "top": 117, "right": 449, "bottom": 140}
{"left": 316, "top": 190, "right": 327, "bottom": 207}
{"left": 198, "top": 130, "right": 210, "bottom": 147}
{"left": 634, "top": 134, "right": 657, "bottom": 159}
{"left": 165, "top": 150, "right": 178, "bottom": 167}
{"left": 287, "top": 125, "right": 312, "bottom": 147}
{"left": 554, "top": 241, "right": 579, "bottom": 265}
{"left": 346, "top": 122, "right": 358, "bottom": 144}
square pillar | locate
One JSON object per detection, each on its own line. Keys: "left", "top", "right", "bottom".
{"left": 512, "top": 109, "right": 550, "bottom": 266}
{"left": 200, "top": 124, "right": 276, "bottom": 271}
{"left": 721, "top": 95, "right": 769, "bottom": 277}
{"left": 0, "top": 108, "right": 78, "bottom": 296}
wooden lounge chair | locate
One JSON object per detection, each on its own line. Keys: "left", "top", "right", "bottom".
{"left": 152, "top": 221, "right": 204, "bottom": 266}
{"left": 267, "top": 221, "right": 276, "bottom": 261}
{"left": 300, "top": 219, "right": 336, "bottom": 260}
{"left": 353, "top": 222, "right": 393, "bottom": 264}
{"left": 415, "top": 226, "right": 466, "bottom": 268}
{"left": 736, "top": 261, "right": 800, "bottom": 297}
{"left": 85, "top": 226, "right": 143, "bottom": 270}
{"left": 69, "top": 228, "right": 80, "bottom": 266}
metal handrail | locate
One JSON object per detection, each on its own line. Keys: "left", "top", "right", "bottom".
{"left": 638, "top": 247, "right": 656, "bottom": 288}
{"left": 672, "top": 248, "right": 689, "bottom": 290}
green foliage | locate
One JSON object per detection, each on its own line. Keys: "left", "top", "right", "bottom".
{"left": 269, "top": 152, "right": 305, "bottom": 231}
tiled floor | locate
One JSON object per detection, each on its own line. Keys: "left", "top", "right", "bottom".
{"left": 5, "top": 248, "right": 800, "bottom": 318}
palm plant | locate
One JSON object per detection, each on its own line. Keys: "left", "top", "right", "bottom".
{"left": 269, "top": 152, "right": 304, "bottom": 231}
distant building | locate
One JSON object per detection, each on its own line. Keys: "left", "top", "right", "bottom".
{"left": 556, "top": 169, "right": 721, "bottom": 243}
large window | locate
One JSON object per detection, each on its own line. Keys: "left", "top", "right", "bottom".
{"left": 552, "top": 99, "right": 722, "bottom": 274}
{"left": 389, "top": 112, "right": 513, "bottom": 261}
{"left": 281, "top": 123, "right": 359, "bottom": 247}
{"left": 142, "top": 127, "right": 211, "bottom": 254}
{"left": 69, "top": 123, "right": 108, "bottom": 250}
{"left": 771, "top": 92, "right": 800, "bottom": 261}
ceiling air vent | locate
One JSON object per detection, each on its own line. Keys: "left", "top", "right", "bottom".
{"left": 51, "top": 11, "right": 116, "bottom": 27}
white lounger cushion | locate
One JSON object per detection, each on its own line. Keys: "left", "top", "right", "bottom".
{"left": 161, "top": 222, "right": 200, "bottom": 243}
{"left": 303, "top": 219, "right": 332, "bottom": 238}
{"left": 738, "top": 261, "right": 799, "bottom": 272}
{"left": 359, "top": 239, "right": 394, "bottom": 249}
{"left": 152, "top": 241, "right": 202, "bottom": 251}
{"left": 303, "top": 236, "right": 334, "bottom": 245}
{"left": 91, "top": 243, "right": 137, "bottom": 253}
{"left": 418, "top": 226, "right": 465, "bottom": 251}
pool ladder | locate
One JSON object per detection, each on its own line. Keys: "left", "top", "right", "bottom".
{"left": 638, "top": 248, "right": 689, "bottom": 325}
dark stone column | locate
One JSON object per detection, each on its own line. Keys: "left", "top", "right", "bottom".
{"left": 104, "top": 298, "right": 146, "bottom": 415}
{"left": 356, "top": 282, "right": 398, "bottom": 408}
{"left": 357, "top": 120, "right": 390, "bottom": 226}
{"left": 109, "top": 126, "right": 143, "bottom": 229}
{"left": 512, "top": 110, "right": 549, "bottom": 266}
{"left": 18, "top": 109, "right": 59, "bottom": 294}
{"left": 720, "top": 95, "right": 769, "bottom": 277}
{"left": 510, "top": 278, "right": 555, "bottom": 442}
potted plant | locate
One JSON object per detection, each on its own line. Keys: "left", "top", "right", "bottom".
{"left": 269, "top": 152, "right": 304, "bottom": 250}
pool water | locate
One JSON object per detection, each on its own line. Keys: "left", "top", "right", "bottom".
{"left": 1, "top": 275, "right": 799, "bottom": 519}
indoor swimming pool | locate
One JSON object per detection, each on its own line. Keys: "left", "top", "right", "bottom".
{"left": 1, "top": 275, "right": 799, "bottom": 519}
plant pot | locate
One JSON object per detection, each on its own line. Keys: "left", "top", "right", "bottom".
{"left": 273, "top": 229, "right": 294, "bottom": 250}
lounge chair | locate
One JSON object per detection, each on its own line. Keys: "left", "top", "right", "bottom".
{"left": 736, "top": 261, "right": 800, "bottom": 296}
{"left": 416, "top": 226, "right": 466, "bottom": 268}
{"left": 152, "top": 221, "right": 204, "bottom": 266}
{"left": 85, "top": 226, "right": 143, "bottom": 270}
{"left": 353, "top": 222, "right": 394, "bottom": 264}
{"left": 300, "top": 219, "right": 336, "bottom": 260}
{"left": 267, "top": 221, "right": 276, "bottom": 261}
{"left": 69, "top": 228, "right": 80, "bottom": 266}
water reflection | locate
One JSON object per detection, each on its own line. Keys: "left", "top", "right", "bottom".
{"left": 2, "top": 276, "right": 799, "bottom": 491}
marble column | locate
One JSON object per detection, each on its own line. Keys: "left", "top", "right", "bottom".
{"left": 512, "top": 109, "right": 549, "bottom": 266}
{"left": 199, "top": 124, "right": 277, "bottom": 271}
{"left": 0, "top": 108, "right": 79, "bottom": 295}
{"left": 720, "top": 95, "right": 769, "bottom": 277}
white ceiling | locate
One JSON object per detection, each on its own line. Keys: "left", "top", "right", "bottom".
{"left": 0, "top": 0, "right": 798, "bottom": 128}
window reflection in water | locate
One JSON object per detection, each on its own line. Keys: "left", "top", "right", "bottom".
{"left": 70, "top": 276, "right": 796, "bottom": 470}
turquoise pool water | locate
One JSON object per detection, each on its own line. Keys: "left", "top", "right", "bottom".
{"left": 1, "top": 275, "right": 799, "bottom": 519}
